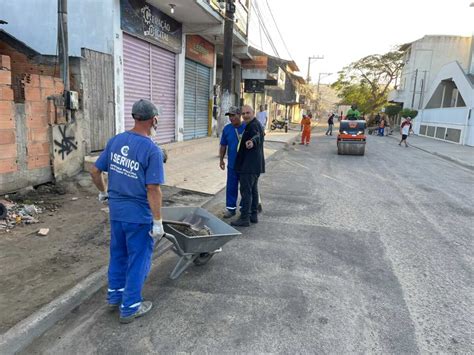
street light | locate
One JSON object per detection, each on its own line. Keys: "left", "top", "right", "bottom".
{"left": 306, "top": 55, "right": 324, "bottom": 82}
{"left": 316, "top": 72, "right": 332, "bottom": 115}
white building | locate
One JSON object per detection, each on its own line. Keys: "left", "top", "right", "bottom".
{"left": 388, "top": 35, "right": 471, "bottom": 110}
{"left": 388, "top": 35, "right": 474, "bottom": 146}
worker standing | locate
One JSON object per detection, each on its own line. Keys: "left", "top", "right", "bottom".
{"left": 300, "top": 114, "right": 312, "bottom": 145}
{"left": 90, "top": 99, "right": 165, "bottom": 324}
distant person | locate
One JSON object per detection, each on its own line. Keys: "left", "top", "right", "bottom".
{"left": 219, "top": 106, "right": 245, "bottom": 218}
{"left": 326, "top": 113, "right": 335, "bottom": 136}
{"left": 399, "top": 117, "right": 413, "bottom": 147}
{"left": 375, "top": 113, "right": 381, "bottom": 125}
{"left": 256, "top": 105, "right": 268, "bottom": 133}
{"left": 378, "top": 117, "right": 385, "bottom": 136}
{"left": 346, "top": 104, "right": 361, "bottom": 120}
{"left": 300, "top": 114, "right": 312, "bottom": 145}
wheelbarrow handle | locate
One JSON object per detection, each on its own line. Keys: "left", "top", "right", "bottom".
{"left": 162, "top": 232, "right": 187, "bottom": 256}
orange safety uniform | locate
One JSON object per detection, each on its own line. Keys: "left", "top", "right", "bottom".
{"left": 301, "top": 116, "right": 312, "bottom": 144}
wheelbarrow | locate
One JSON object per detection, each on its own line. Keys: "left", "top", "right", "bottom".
{"left": 157, "top": 206, "right": 241, "bottom": 280}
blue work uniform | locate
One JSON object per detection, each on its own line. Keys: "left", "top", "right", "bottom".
{"left": 220, "top": 123, "right": 245, "bottom": 212}
{"left": 95, "top": 131, "right": 164, "bottom": 317}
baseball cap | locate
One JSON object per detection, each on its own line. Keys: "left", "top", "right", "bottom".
{"left": 225, "top": 106, "right": 241, "bottom": 116}
{"left": 132, "top": 99, "right": 159, "bottom": 120}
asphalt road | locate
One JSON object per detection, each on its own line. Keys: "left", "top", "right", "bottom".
{"left": 23, "top": 131, "right": 473, "bottom": 354}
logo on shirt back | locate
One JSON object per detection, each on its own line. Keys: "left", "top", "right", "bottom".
{"left": 121, "top": 146, "right": 129, "bottom": 156}
{"left": 109, "top": 145, "right": 140, "bottom": 179}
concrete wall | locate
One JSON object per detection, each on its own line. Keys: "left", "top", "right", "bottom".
{"left": 395, "top": 36, "right": 472, "bottom": 109}
{"left": 1, "top": 0, "right": 115, "bottom": 56}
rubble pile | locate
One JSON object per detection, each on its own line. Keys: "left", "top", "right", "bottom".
{"left": 0, "top": 199, "right": 44, "bottom": 232}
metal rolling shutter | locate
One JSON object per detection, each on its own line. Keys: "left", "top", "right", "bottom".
{"left": 183, "top": 60, "right": 197, "bottom": 140}
{"left": 123, "top": 33, "right": 176, "bottom": 144}
{"left": 123, "top": 34, "right": 151, "bottom": 132}
{"left": 183, "top": 59, "right": 210, "bottom": 140}
{"left": 151, "top": 45, "right": 176, "bottom": 143}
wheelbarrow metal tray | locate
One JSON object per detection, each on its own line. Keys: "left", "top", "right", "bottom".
{"left": 162, "top": 206, "right": 241, "bottom": 254}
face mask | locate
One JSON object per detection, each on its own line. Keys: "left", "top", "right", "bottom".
{"left": 149, "top": 117, "right": 158, "bottom": 137}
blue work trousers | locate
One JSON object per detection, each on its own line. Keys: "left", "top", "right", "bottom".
{"left": 378, "top": 127, "right": 384, "bottom": 136}
{"left": 108, "top": 221, "right": 154, "bottom": 317}
{"left": 226, "top": 167, "right": 240, "bottom": 211}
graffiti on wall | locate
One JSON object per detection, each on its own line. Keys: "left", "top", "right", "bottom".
{"left": 54, "top": 125, "right": 78, "bottom": 160}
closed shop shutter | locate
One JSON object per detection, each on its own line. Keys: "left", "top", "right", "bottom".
{"left": 183, "top": 59, "right": 211, "bottom": 140}
{"left": 123, "top": 33, "right": 176, "bottom": 144}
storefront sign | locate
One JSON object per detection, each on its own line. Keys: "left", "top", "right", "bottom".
{"left": 244, "top": 79, "right": 265, "bottom": 93}
{"left": 120, "top": 0, "right": 182, "bottom": 53}
{"left": 186, "top": 35, "right": 215, "bottom": 68}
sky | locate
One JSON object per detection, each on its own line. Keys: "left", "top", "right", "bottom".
{"left": 248, "top": 0, "right": 474, "bottom": 84}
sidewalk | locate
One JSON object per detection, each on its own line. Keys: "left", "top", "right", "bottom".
{"left": 387, "top": 132, "right": 474, "bottom": 170}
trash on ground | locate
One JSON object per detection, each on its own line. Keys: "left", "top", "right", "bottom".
{"left": 37, "top": 228, "right": 50, "bottom": 236}
{"left": 0, "top": 198, "right": 44, "bottom": 232}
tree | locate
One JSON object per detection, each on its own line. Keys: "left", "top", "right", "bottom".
{"left": 331, "top": 50, "right": 404, "bottom": 114}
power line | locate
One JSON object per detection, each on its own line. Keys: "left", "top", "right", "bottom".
{"left": 263, "top": 0, "right": 293, "bottom": 61}
{"left": 251, "top": 1, "right": 279, "bottom": 57}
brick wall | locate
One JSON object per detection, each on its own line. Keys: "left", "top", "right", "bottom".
{"left": 0, "top": 55, "right": 17, "bottom": 174}
{"left": 0, "top": 53, "right": 65, "bottom": 193}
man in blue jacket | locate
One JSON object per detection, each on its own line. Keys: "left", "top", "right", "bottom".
{"left": 231, "top": 105, "right": 265, "bottom": 227}
{"left": 90, "top": 99, "right": 165, "bottom": 323}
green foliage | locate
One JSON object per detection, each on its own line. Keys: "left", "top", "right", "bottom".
{"left": 384, "top": 105, "right": 402, "bottom": 118}
{"left": 400, "top": 108, "right": 418, "bottom": 119}
{"left": 331, "top": 50, "right": 404, "bottom": 114}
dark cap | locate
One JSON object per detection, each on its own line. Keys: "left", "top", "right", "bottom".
{"left": 132, "top": 99, "right": 159, "bottom": 121}
{"left": 225, "top": 106, "right": 241, "bottom": 116}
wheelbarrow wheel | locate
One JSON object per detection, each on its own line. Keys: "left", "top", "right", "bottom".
{"left": 193, "top": 252, "right": 214, "bottom": 266}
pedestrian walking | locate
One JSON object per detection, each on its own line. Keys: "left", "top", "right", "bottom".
{"left": 219, "top": 106, "right": 246, "bottom": 218}
{"left": 300, "top": 114, "right": 312, "bottom": 145}
{"left": 90, "top": 99, "right": 165, "bottom": 324}
{"left": 399, "top": 117, "right": 413, "bottom": 147}
{"left": 256, "top": 104, "right": 268, "bottom": 133}
{"left": 231, "top": 105, "right": 265, "bottom": 227}
{"left": 326, "top": 113, "right": 335, "bottom": 135}
{"left": 378, "top": 117, "right": 385, "bottom": 136}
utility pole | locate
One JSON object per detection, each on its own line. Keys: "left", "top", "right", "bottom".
{"left": 316, "top": 72, "right": 332, "bottom": 115}
{"left": 218, "top": 0, "right": 236, "bottom": 137}
{"left": 411, "top": 69, "right": 418, "bottom": 109}
{"left": 58, "top": 0, "right": 69, "bottom": 93}
{"left": 306, "top": 55, "right": 324, "bottom": 82}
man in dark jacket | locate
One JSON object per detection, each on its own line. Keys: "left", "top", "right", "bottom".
{"left": 231, "top": 105, "right": 265, "bottom": 227}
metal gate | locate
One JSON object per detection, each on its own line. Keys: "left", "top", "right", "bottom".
{"left": 123, "top": 33, "right": 176, "bottom": 143}
{"left": 184, "top": 59, "right": 211, "bottom": 140}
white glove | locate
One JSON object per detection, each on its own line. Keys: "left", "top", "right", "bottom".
{"left": 150, "top": 219, "right": 165, "bottom": 239}
{"left": 98, "top": 191, "right": 108, "bottom": 203}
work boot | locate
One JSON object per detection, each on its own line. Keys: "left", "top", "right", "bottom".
{"left": 250, "top": 214, "right": 258, "bottom": 224}
{"left": 231, "top": 218, "right": 250, "bottom": 227}
{"left": 119, "top": 301, "right": 153, "bottom": 324}
{"left": 223, "top": 209, "right": 236, "bottom": 219}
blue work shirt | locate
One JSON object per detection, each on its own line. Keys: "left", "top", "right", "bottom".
{"left": 220, "top": 123, "right": 245, "bottom": 169}
{"left": 95, "top": 131, "right": 165, "bottom": 224}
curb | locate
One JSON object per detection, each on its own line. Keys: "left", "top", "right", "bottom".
{"left": 386, "top": 135, "right": 474, "bottom": 171}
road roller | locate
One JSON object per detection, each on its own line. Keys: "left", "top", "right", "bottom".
{"left": 337, "top": 119, "right": 366, "bottom": 155}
